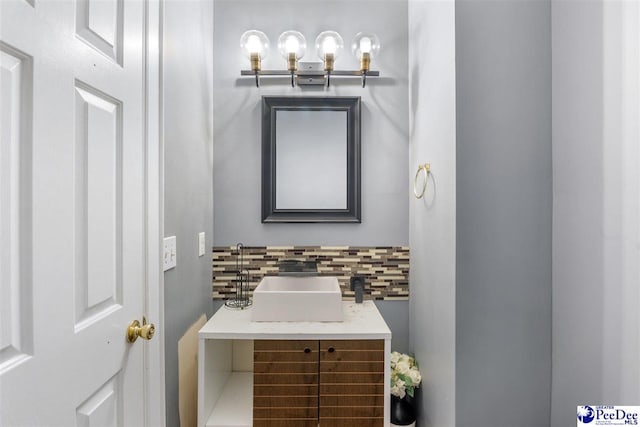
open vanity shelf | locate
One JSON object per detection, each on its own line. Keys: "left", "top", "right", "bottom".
{"left": 198, "top": 301, "right": 392, "bottom": 427}
{"left": 205, "top": 372, "right": 253, "bottom": 427}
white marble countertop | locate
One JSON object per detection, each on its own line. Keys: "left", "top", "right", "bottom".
{"left": 199, "top": 301, "right": 392, "bottom": 340}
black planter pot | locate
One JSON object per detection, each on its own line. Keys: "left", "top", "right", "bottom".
{"left": 390, "top": 394, "right": 416, "bottom": 425}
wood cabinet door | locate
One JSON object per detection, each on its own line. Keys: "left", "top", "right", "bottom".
{"left": 319, "top": 340, "right": 385, "bottom": 427}
{"left": 254, "top": 340, "right": 319, "bottom": 427}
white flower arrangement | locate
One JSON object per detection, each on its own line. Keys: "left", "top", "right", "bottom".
{"left": 390, "top": 351, "right": 422, "bottom": 399}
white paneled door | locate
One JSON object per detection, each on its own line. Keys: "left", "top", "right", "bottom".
{"left": 0, "top": 0, "right": 162, "bottom": 426}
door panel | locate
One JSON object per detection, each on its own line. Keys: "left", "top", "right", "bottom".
{"left": 253, "top": 340, "right": 319, "bottom": 427}
{"left": 319, "top": 340, "right": 385, "bottom": 427}
{"left": 75, "top": 372, "right": 121, "bottom": 427}
{"left": 75, "top": 0, "right": 123, "bottom": 65}
{"left": 0, "top": 0, "right": 150, "bottom": 425}
{"left": 0, "top": 42, "right": 33, "bottom": 375}
{"left": 73, "top": 81, "right": 123, "bottom": 331}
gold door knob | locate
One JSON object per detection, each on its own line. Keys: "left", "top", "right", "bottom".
{"left": 127, "top": 316, "right": 155, "bottom": 343}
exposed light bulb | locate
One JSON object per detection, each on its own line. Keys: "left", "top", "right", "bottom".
{"left": 315, "top": 31, "right": 344, "bottom": 73}
{"left": 284, "top": 36, "right": 299, "bottom": 53}
{"left": 359, "top": 37, "right": 372, "bottom": 54}
{"left": 240, "top": 30, "right": 270, "bottom": 63}
{"left": 240, "top": 30, "right": 270, "bottom": 74}
{"left": 277, "top": 30, "right": 307, "bottom": 73}
{"left": 315, "top": 31, "right": 344, "bottom": 60}
{"left": 351, "top": 32, "right": 380, "bottom": 59}
{"left": 246, "top": 34, "right": 262, "bottom": 55}
{"left": 278, "top": 31, "right": 306, "bottom": 59}
{"left": 322, "top": 37, "right": 337, "bottom": 55}
{"left": 351, "top": 32, "right": 380, "bottom": 73}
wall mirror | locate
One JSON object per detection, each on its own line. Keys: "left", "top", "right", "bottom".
{"left": 262, "top": 96, "right": 361, "bottom": 223}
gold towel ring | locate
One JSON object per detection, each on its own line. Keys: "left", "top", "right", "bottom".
{"left": 414, "top": 163, "right": 431, "bottom": 199}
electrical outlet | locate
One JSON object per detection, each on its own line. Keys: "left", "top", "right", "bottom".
{"left": 198, "top": 232, "right": 206, "bottom": 257}
{"left": 163, "top": 236, "right": 177, "bottom": 271}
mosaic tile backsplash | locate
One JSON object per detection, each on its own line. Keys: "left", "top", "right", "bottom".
{"left": 212, "top": 246, "right": 410, "bottom": 301}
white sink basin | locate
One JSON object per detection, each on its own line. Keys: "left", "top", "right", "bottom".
{"left": 251, "top": 276, "right": 344, "bottom": 322}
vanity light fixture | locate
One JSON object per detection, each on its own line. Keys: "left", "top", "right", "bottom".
{"left": 240, "top": 30, "right": 270, "bottom": 87}
{"left": 278, "top": 30, "right": 307, "bottom": 86}
{"left": 240, "top": 30, "right": 379, "bottom": 88}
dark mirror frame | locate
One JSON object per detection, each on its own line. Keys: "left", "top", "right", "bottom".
{"left": 262, "top": 96, "right": 361, "bottom": 223}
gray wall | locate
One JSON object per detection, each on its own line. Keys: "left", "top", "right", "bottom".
{"left": 455, "top": 1, "right": 552, "bottom": 426}
{"left": 375, "top": 300, "right": 410, "bottom": 354}
{"left": 551, "top": 3, "right": 603, "bottom": 424}
{"left": 551, "top": 2, "right": 640, "bottom": 425}
{"left": 212, "top": 0, "right": 409, "bottom": 247}
{"left": 163, "top": 1, "right": 214, "bottom": 426}
{"left": 408, "top": 1, "right": 457, "bottom": 426}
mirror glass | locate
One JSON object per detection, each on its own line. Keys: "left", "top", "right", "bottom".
{"left": 262, "top": 96, "right": 361, "bottom": 223}
{"left": 275, "top": 110, "right": 347, "bottom": 209}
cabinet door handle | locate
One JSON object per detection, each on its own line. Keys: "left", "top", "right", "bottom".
{"left": 328, "top": 347, "right": 335, "bottom": 353}
{"left": 304, "top": 347, "right": 311, "bottom": 353}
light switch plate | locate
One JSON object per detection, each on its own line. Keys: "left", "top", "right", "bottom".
{"left": 163, "top": 236, "right": 177, "bottom": 271}
{"left": 198, "top": 232, "right": 206, "bottom": 257}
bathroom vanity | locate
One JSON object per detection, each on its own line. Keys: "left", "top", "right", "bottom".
{"left": 197, "top": 301, "right": 392, "bottom": 427}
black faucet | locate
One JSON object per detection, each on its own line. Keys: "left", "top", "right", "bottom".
{"left": 350, "top": 276, "right": 366, "bottom": 303}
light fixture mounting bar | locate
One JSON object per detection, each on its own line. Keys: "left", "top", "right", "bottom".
{"left": 240, "top": 70, "right": 292, "bottom": 75}
{"left": 240, "top": 70, "right": 379, "bottom": 76}
{"left": 240, "top": 69, "right": 379, "bottom": 87}
{"left": 330, "top": 70, "right": 380, "bottom": 76}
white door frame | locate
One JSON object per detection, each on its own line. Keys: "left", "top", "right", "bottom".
{"left": 144, "top": 0, "right": 166, "bottom": 425}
